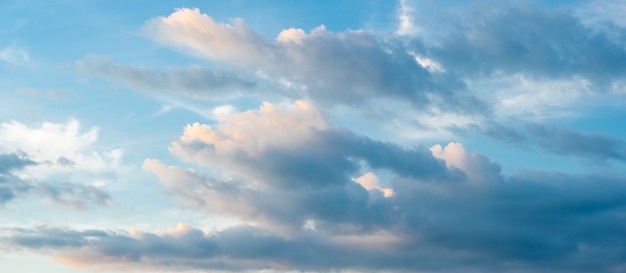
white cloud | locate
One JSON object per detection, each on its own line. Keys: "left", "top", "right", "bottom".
{"left": 171, "top": 100, "right": 328, "bottom": 159}
{"left": 0, "top": 119, "right": 123, "bottom": 181}
{"left": 431, "top": 142, "right": 502, "bottom": 183}
{"left": 352, "top": 172, "right": 394, "bottom": 197}
{"left": 276, "top": 28, "right": 307, "bottom": 45}
{"left": 468, "top": 75, "right": 593, "bottom": 120}
{"left": 396, "top": 0, "right": 419, "bottom": 36}
{"left": 144, "top": 8, "right": 265, "bottom": 65}
{"left": 0, "top": 44, "right": 29, "bottom": 65}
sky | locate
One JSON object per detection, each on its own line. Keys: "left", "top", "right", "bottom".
{"left": 1, "top": 0, "right": 626, "bottom": 272}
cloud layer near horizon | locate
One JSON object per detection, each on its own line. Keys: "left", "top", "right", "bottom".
{"left": 3, "top": 101, "right": 626, "bottom": 272}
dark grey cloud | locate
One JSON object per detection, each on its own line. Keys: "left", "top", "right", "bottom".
{"left": 481, "top": 122, "right": 626, "bottom": 162}
{"left": 0, "top": 152, "right": 36, "bottom": 174}
{"left": 4, "top": 168, "right": 626, "bottom": 272}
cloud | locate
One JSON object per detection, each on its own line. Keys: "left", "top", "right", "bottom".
{"left": 480, "top": 122, "right": 626, "bottom": 162}
{"left": 5, "top": 146, "right": 626, "bottom": 272}
{"left": 396, "top": 0, "right": 418, "bottom": 36}
{"left": 577, "top": 0, "right": 626, "bottom": 28}
{"left": 0, "top": 153, "right": 36, "bottom": 204}
{"left": 75, "top": 55, "right": 257, "bottom": 100}
{"left": 0, "top": 119, "right": 123, "bottom": 175}
{"left": 142, "top": 8, "right": 485, "bottom": 114}
{"left": 424, "top": 1, "right": 626, "bottom": 84}
{"left": 147, "top": 101, "right": 457, "bottom": 230}
{"left": 0, "top": 152, "right": 36, "bottom": 174}
{"left": 0, "top": 151, "right": 112, "bottom": 208}
{"left": 0, "top": 120, "right": 120, "bottom": 208}
{"left": 2, "top": 102, "right": 626, "bottom": 272}
{"left": 0, "top": 43, "right": 29, "bottom": 66}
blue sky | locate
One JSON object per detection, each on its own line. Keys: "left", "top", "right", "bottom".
{"left": 2, "top": 0, "right": 626, "bottom": 272}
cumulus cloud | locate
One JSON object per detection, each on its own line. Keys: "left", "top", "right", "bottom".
{"left": 0, "top": 119, "right": 123, "bottom": 175}
{"left": 2, "top": 101, "right": 626, "bottom": 272}
{"left": 147, "top": 101, "right": 457, "bottom": 230}
{"left": 142, "top": 8, "right": 484, "bottom": 113}
{"left": 5, "top": 2, "right": 626, "bottom": 272}
{"left": 4, "top": 143, "right": 626, "bottom": 272}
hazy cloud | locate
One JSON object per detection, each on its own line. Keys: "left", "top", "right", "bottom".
{"left": 482, "top": 122, "right": 626, "bottom": 162}
{"left": 75, "top": 55, "right": 257, "bottom": 100}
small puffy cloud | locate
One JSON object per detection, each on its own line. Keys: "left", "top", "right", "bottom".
{"left": 431, "top": 142, "right": 502, "bottom": 183}
{"left": 144, "top": 8, "right": 266, "bottom": 64}
{"left": 276, "top": 28, "right": 307, "bottom": 44}
{"left": 352, "top": 172, "right": 394, "bottom": 198}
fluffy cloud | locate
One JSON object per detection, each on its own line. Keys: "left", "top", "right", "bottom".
{"left": 148, "top": 101, "right": 456, "bottom": 230}
{"left": 0, "top": 120, "right": 120, "bottom": 208}
{"left": 0, "top": 119, "right": 122, "bottom": 175}
{"left": 142, "top": 8, "right": 484, "bottom": 113}
{"left": 5, "top": 140, "right": 626, "bottom": 272}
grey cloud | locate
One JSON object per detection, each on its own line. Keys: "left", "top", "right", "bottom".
{"left": 36, "top": 182, "right": 112, "bottom": 209}
{"left": 132, "top": 102, "right": 626, "bottom": 271}
{"left": 164, "top": 127, "right": 462, "bottom": 231}
{"left": 424, "top": 2, "right": 626, "bottom": 84}
{"left": 55, "top": 156, "right": 75, "bottom": 167}
{"left": 0, "top": 152, "right": 113, "bottom": 208}
{"left": 142, "top": 8, "right": 488, "bottom": 115}
{"left": 4, "top": 169, "right": 626, "bottom": 272}
{"left": 482, "top": 122, "right": 626, "bottom": 162}
{"left": 0, "top": 152, "right": 36, "bottom": 174}
{"left": 75, "top": 55, "right": 257, "bottom": 99}
{"left": 0, "top": 152, "right": 36, "bottom": 204}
